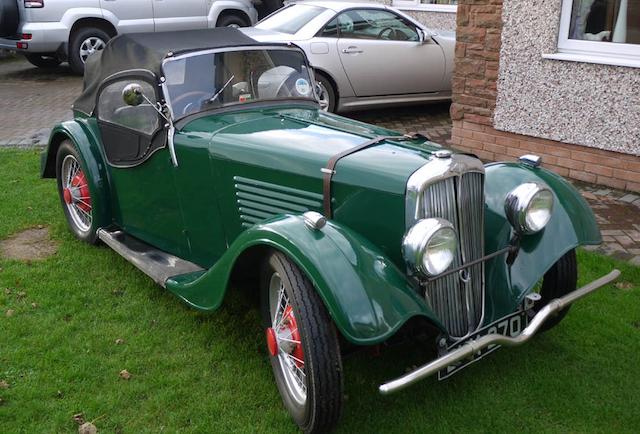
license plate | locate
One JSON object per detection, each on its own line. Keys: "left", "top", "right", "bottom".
{"left": 437, "top": 310, "right": 529, "bottom": 380}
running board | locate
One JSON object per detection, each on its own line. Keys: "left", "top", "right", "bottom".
{"left": 97, "top": 228, "right": 204, "bottom": 288}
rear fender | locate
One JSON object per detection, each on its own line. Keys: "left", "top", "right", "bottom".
{"left": 482, "top": 162, "right": 601, "bottom": 322}
{"left": 166, "top": 215, "right": 445, "bottom": 345}
{"left": 41, "top": 119, "right": 112, "bottom": 228}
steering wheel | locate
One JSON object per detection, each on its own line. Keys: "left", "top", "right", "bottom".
{"left": 378, "top": 27, "right": 401, "bottom": 40}
{"left": 171, "top": 91, "right": 210, "bottom": 115}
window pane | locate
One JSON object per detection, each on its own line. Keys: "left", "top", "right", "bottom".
{"left": 98, "top": 80, "right": 159, "bottom": 136}
{"left": 569, "top": 0, "right": 640, "bottom": 44}
{"left": 163, "top": 49, "right": 316, "bottom": 118}
{"left": 338, "top": 9, "right": 419, "bottom": 41}
{"left": 257, "top": 4, "right": 325, "bottom": 34}
{"left": 320, "top": 17, "right": 338, "bottom": 38}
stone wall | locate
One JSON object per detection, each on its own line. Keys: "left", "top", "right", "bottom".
{"left": 449, "top": 0, "right": 640, "bottom": 193}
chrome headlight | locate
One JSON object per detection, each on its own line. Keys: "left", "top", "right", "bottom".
{"left": 402, "top": 218, "right": 458, "bottom": 277}
{"left": 505, "top": 182, "right": 554, "bottom": 234}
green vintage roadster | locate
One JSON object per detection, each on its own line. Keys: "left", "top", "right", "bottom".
{"left": 42, "top": 28, "right": 619, "bottom": 433}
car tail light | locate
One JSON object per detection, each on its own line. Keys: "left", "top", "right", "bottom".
{"left": 16, "top": 42, "right": 28, "bottom": 49}
{"left": 21, "top": 33, "right": 32, "bottom": 40}
{"left": 24, "top": 0, "right": 44, "bottom": 7}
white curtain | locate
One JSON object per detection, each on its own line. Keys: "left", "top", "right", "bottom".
{"left": 612, "top": 0, "right": 628, "bottom": 42}
{"left": 570, "top": 0, "right": 596, "bottom": 39}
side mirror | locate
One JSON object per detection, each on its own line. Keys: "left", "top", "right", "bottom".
{"left": 417, "top": 28, "right": 436, "bottom": 44}
{"left": 122, "top": 83, "right": 145, "bottom": 106}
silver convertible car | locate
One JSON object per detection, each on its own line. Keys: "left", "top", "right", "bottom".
{"left": 245, "top": 1, "right": 454, "bottom": 112}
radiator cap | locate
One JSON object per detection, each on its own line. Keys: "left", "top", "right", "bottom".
{"left": 434, "top": 150, "right": 452, "bottom": 159}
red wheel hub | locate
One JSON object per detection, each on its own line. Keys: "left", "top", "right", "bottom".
{"left": 265, "top": 306, "right": 304, "bottom": 367}
{"left": 65, "top": 170, "right": 92, "bottom": 212}
{"left": 266, "top": 327, "right": 278, "bottom": 357}
{"left": 283, "top": 306, "right": 304, "bottom": 367}
{"left": 63, "top": 188, "right": 72, "bottom": 204}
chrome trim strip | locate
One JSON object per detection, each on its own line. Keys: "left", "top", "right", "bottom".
{"left": 405, "top": 154, "right": 485, "bottom": 228}
{"left": 379, "top": 269, "right": 621, "bottom": 395}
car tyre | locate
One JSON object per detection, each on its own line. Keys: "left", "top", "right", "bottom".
{"left": 56, "top": 140, "right": 99, "bottom": 244}
{"left": 315, "top": 73, "right": 336, "bottom": 113}
{"left": 24, "top": 53, "right": 62, "bottom": 69}
{"left": 530, "top": 249, "right": 577, "bottom": 332}
{"left": 216, "top": 14, "right": 248, "bottom": 28}
{"left": 69, "top": 27, "right": 110, "bottom": 75}
{"left": 0, "top": 0, "right": 20, "bottom": 37}
{"left": 260, "top": 250, "right": 343, "bottom": 433}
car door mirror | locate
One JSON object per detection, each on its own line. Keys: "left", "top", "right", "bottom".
{"left": 122, "top": 82, "right": 178, "bottom": 167}
{"left": 122, "top": 83, "right": 145, "bottom": 106}
{"left": 417, "top": 28, "right": 436, "bottom": 44}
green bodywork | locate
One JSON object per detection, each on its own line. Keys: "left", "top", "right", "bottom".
{"left": 42, "top": 104, "right": 601, "bottom": 345}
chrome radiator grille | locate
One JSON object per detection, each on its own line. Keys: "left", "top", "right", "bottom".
{"left": 421, "top": 172, "right": 485, "bottom": 338}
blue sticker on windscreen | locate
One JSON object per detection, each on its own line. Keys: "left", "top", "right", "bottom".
{"left": 295, "top": 78, "right": 311, "bottom": 96}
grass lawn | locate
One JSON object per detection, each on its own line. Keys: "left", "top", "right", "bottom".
{"left": 1, "top": 148, "right": 639, "bottom": 433}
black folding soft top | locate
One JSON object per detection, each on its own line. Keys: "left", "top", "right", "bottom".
{"left": 74, "top": 28, "right": 282, "bottom": 115}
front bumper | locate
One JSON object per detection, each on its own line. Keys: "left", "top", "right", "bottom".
{"left": 379, "top": 269, "right": 621, "bottom": 395}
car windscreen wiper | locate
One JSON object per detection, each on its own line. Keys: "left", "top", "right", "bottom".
{"left": 207, "top": 75, "right": 235, "bottom": 104}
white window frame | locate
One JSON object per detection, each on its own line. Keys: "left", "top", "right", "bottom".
{"left": 392, "top": 1, "right": 457, "bottom": 14}
{"left": 543, "top": 0, "right": 640, "bottom": 68}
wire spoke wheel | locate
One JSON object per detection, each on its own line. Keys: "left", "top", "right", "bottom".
{"left": 61, "top": 154, "right": 93, "bottom": 233}
{"left": 56, "top": 141, "right": 99, "bottom": 243}
{"left": 260, "top": 251, "right": 343, "bottom": 433}
{"left": 268, "top": 272, "right": 307, "bottom": 405}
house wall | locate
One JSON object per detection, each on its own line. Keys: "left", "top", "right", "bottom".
{"left": 450, "top": 0, "right": 640, "bottom": 192}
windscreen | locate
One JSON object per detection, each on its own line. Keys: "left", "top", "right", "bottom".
{"left": 163, "top": 48, "right": 317, "bottom": 118}
{"left": 256, "top": 4, "right": 325, "bottom": 34}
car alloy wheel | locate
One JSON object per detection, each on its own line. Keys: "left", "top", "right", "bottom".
{"left": 61, "top": 154, "right": 93, "bottom": 233}
{"left": 317, "top": 81, "right": 331, "bottom": 112}
{"left": 79, "top": 36, "right": 106, "bottom": 63}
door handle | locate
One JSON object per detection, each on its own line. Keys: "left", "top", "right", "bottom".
{"left": 342, "top": 46, "right": 363, "bottom": 54}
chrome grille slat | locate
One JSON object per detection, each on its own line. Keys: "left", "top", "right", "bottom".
{"left": 421, "top": 172, "right": 485, "bottom": 338}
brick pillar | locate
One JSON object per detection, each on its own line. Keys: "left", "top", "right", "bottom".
{"left": 449, "top": 0, "right": 640, "bottom": 192}
{"left": 449, "top": 0, "right": 503, "bottom": 160}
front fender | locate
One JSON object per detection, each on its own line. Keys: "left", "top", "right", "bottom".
{"left": 166, "top": 215, "right": 445, "bottom": 345}
{"left": 41, "top": 119, "right": 112, "bottom": 229}
{"left": 482, "top": 162, "right": 601, "bottom": 322}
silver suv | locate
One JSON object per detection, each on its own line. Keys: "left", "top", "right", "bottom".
{"left": 0, "top": 0, "right": 260, "bottom": 73}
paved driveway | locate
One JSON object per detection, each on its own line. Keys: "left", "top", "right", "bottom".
{"left": 0, "top": 57, "right": 452, "bottom": 147}
{"left": 0, "top": 59, "right": 81, "bottom": 147}
{"left": 0, "top": 57, "right": 638, "bottom": 264}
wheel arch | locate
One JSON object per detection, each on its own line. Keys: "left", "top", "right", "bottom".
{"left": 165, "top": 215, "right": 446, "bottom": 345}
{"left": 41, "top": 121, "right": 112, "bottom": 228}
{"left": 70, "top": 17, "right": 118, "bottom": 41}
{"left": 216, "top": 9, "right": 251, "bottom": 27}
{"left": 481, "top": 161, "right": 602, "bottom": 322}
{"left": 313, "top": 68, "right": 339, "bottom": 99}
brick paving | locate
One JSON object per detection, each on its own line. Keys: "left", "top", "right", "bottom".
{"left": 0, "top": 58, "right": 80, "bottom": 147}
{"left": 0, "top": 57, "right": 637, "bottom": 265}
